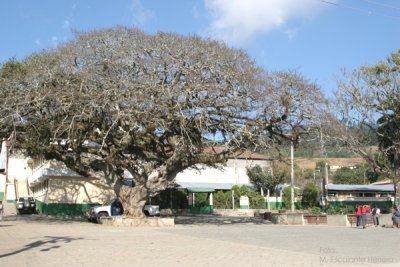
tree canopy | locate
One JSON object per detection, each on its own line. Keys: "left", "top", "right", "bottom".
{"left": 0, "top": 27, "right": 326, "bottom": 217}
{"left": 332, "top": 50, "right": 400, "bottom": 183}
{"left": 246, "top": 164, "right": 284, "bottom": 194}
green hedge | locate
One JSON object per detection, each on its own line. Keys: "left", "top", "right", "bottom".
{"left": 36, "top": 199, "right": 100, "bottom": 216}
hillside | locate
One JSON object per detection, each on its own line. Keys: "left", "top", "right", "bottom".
{"left": 294, "top": 157, "right": 366, "bottom": 170}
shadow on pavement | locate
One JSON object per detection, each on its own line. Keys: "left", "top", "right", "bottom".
{"left": 0, "top": 214, "right": 86, "bottom": 225}
{"left": 174, "top": 215, "right": 271, "bottom": 225}
{"left": 0, "top": 224, "right": 14, "bottom": 227}
{"left": 0, "top": 236, "right": 84, "bottom": 258}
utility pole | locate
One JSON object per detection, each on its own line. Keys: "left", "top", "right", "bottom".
{"left": 290, "top": 139, "right": 295, "bottom": 212}
{"left": 324, "top": 162, "right": 329, "bottom": 207}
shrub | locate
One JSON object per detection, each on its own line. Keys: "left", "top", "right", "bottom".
{"left": 301, "top": 182, "right": 320, "bottom": 208}
{"left": 248, "top": 191, "right": 265, "bottom": 209}
{"left": 231, "top": 185, "right": 265, "bottom": 209}
{"left": 310, "top": 207, "right": 321, "bottom": 215}
{"left": 282, "top": 186, "right": 298, "bottom": 210}
{"left": 325, "top": 204, "right": 353, "bottom": 215}
{"left": 194, "top": 192, "right": 209, "bottom": 207}
{"left": 213, "top": 190, "right": 233, "bottom": 209}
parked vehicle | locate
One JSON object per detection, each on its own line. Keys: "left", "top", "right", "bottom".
{"left": 84, "top": 198, "right": 160, "bottom": 224}
{"left": 16, "top": 196, "right": 36, "bottom": 214}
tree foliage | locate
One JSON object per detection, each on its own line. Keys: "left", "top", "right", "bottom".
{"left": 332, "top": 164, "right": 380, "bottom": 185}
{"left": 332, "top": 167, "right": 363, "bottom": 185}
{"left": 332, "top": 50, "right": 400, "bottom": 183}
{"left": 213, "top": 190, "right": 233, "bottom": 209}
{"left": 0, "top": 27, "right": 326, "bottom": 217}
{"left": 282, "top": 186, "right": 298, "bottom": 210}
{"left": 301, "top": 182, "right": 319, "bottom": 208}
{"left": 231, "top": 185, "right": 265, "bottom": 209}
{"left": 246, "top": 164, "right": 284, "bottom": 193}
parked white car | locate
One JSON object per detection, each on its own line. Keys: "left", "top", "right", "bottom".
{"left": 84, "top": 198, "right": 160, "bottom": 224}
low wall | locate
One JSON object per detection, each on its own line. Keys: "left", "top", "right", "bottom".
{"left": 271, "top": 213, "right": 305, "bottom": 225}
{"left": 213, "top": 209, "right": 256, "bottom": 217}
{"left": 102, "top": 216, "right": 175, "bottom": 227}
{"left": 327, "top": 215, "right": 350, "bottom": 227}
{"left": 377, "top": 214, "right": 394, "bottom": 227}
{"left": 272, "top": 214, "right": 362, "bottom": 226}
{"left": 347, "top": 214, "right": 393, "bottom": 227}
{"left": 160, "top": 209, "right": 190, "bottom": 216}
{"left": 304, "top": 215, "right": 327, "bottom": 225}
{"left": 290, "top": 214, "right": 393, "bottom": 227}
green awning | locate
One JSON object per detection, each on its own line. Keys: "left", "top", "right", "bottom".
{"left": 187, "top": 187, "right": 215, "bottom": 193}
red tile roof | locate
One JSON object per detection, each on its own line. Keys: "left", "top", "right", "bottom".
{"left": 202, "top": 147, "right": 269, "bottom": 160}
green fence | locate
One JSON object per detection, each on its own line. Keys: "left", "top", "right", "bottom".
{"left": 36, "top": 199, "right": 100, "bottom": 216}
{"left": 189, "top": 205, "right": 213, "bottom": 214}
{"left": 328, "top": 200, "right": 393, "bottom": 213}
{"left": 265, "top": 201, "right": 283, "bottom": 209}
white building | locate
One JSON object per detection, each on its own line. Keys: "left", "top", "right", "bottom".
{"left": 175, "top": 149, "right": 271, "bottom": 191}
{"left": 1, "top": 146, "right": 272, "bottom": 216}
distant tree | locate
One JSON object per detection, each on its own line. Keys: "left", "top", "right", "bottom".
{"left": 332, "top": 50, "right": 400, "bottom": 195}
{"left": 333, "top": 167, "right": 363, "bottom": 184}
{"left": 301, "top": 182, "right": 319, "bottom": 208}
{"left": 246, "top": 165, "right": 284, "bottom": 195}
{"left": 333, "top": 164, "right": 382, "bottom": 185}
{"left": 302, "top": 168, "right": 315, "bottom": 180}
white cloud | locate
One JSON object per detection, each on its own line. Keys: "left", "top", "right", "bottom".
{"left": 192, "top": 3, "right": 201, "bottom": 20}
{"left": 205, "top": 0, "right": 326, "bottom": 44}
{"left": 51, "top": 36, "right": 59, "bottom": 47}
{"left": 130, "top": 0, "right": 155, "bottom": 26}
{"left": 63, "top": 20, "right": 71, "bottom": 29}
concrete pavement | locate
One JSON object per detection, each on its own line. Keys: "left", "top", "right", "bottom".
{"left": 1, "top": 214, "right": 399, "bottom": 267}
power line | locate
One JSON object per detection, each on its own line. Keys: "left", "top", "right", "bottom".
{"left": 321, "top": 0, "right": 400, "bottom": 20}
{"left": 355, "top": 0, "right": 400, "bottom": 12}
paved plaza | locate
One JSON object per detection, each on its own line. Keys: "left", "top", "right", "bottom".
{"left": 0, "top": 215, "right": 399, "bottom": 267}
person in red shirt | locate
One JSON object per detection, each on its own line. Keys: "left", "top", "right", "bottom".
{"left": 355, "top": 204, "right": 362, "bottom": 227}
{"left": 361, "top": 205, "right": 369, "bottom": 229}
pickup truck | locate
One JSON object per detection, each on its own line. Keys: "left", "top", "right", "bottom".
{"left": 84, "top": 198, "right": 160, "bottom": 224}
{"left": 16, "top": 196, "right": 36, "bottom": 214}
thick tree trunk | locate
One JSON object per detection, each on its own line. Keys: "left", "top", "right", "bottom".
{"left": 114, "top": 180, "right": 148, "bottom": 218}
{"left": 113, "top": 172, "right": 169, "bottom": 218}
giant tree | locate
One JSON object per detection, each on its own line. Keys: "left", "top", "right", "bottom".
{"left": 0, "top": 27, "right": 325, "bottom": 217}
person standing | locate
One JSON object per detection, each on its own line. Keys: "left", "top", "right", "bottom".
{"left": 355, "top": 204, "right": 362, "bottom": 227}
{"left": 392, "top": 206, "right": 400, "bottom": 228}
{"left": 361, "top": 204, "right": 369, "bottom": 229}
{"left": 0, "top": 200, "right": 3, "bottom": 220}
{"left": 372, "top": 205, "right": 380, "bottom": 227}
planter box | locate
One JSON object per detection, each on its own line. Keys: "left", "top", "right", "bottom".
{"left": 304, "top": 215, "right": 327, "bottom": 225}
{"left": 102, "top": 216, "right": 175, "bottom": 227}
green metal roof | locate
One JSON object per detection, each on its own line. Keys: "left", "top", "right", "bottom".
{"left": 187, "top": 187, "right": 215, "bottom": 193}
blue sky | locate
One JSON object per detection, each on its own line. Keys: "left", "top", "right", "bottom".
{"left": 1, "top": 0, "right": 399, "bottom": 96}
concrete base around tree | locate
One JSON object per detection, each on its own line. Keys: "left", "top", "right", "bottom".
{"left": 102, "top": 216, "right": 175, "bottom": 227}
